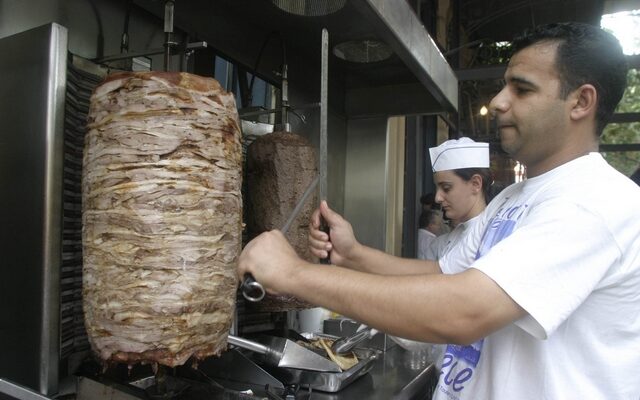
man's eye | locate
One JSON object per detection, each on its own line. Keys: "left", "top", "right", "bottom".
{"left": 515, "top": 87, "right": 531, "bottom": 95}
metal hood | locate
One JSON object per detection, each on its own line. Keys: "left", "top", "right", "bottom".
{"left": 133, "top": 0, "right": 457, "bottom": 116}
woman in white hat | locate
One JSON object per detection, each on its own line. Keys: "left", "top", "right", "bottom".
{"left": 425, "top": 137, "right": 494, "bottom": 262}
{"left": 398, "top": 137, "right": 494, "bottom": 365}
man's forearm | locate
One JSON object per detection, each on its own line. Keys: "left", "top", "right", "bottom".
{"left": 346, "top": 244, "right": 441, "bottom": 275}
{"left": 283, "top": 262, "right": 522, "bottom": 344}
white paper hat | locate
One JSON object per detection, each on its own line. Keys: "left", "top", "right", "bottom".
{"left": 429, "top": 137, "right": 489, "bottom": 172}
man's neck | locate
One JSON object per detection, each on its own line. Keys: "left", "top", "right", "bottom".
{"left": 525, "top": 131, "right": 598, "bottom": 177}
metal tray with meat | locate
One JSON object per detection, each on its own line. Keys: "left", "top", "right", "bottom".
{"left": 261, "top": 332, "right": 381, "bottom": 393}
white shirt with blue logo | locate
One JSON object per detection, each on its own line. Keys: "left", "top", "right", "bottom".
{"left": 433, "top": 153, "right": 640, "bottom": 400}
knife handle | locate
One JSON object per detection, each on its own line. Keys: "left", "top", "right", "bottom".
{"left": 241, "top": 274, "right": 265, "bottom": 302}
{"left": 319, "top": 217, "right": 331, "bottom": 264}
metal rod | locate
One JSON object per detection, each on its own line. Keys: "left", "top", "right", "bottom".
{"left": 239, "top": 103, "right": 319, "bottom": 119}
{"left": 163, "top": 0, "right": 175, "bottom": 71}
{"left": 227, "top": 335, "right": 270, "bottom": 355}
{"left": 280, "top": 63, "right": 290, "bottom": 131}
{"left": 94, "top": 42, "right": 207, "bottom": 64}
{"left": 319, "top": 28, "right": 329, "bottom": 203}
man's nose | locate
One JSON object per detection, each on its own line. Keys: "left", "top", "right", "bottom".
{"left": 489, "top": 88, "right": 509, "bottom": 116}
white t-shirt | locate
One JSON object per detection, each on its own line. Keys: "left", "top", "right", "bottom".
{"left": 434, "top": 153, "right": 640, "bottom": 400}
{"left": 417, "top": 228, "right": 437, "bottom": 260}
{"left": 426, "top": 215, "right": 482, "bottom": 262}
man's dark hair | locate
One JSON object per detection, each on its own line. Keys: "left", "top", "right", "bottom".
{"left": 631, "top": 167, "right": 640, "bottom": 187}
{"left": 419, "top": 209, "right": 442, "bottom": 229}
{"left": 511, "top": 22, "right": 628, "bottom": 135}
{"left": 420, "top": 192, "right": 435, "bottom": 206}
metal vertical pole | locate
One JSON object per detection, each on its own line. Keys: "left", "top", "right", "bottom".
{"left": 163, "top": 0, "right": 175, "bottom": 71}
{"left": 319, "top": 28, "right": 329, "bottom": 204}
{"left": 319, "top": 28, "right": 331, "bottom": 264}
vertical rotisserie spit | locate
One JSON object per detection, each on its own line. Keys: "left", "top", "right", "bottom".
{"left": 82, "top": 71, "right": 242, "bottom": 367}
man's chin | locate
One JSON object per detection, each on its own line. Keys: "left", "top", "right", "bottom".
{"left": 499, "top": 134, "right": 517, "bottom": 155}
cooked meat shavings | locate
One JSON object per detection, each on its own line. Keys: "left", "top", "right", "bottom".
{"left": 82, "top": 71, "right": 242, "bottom": 367}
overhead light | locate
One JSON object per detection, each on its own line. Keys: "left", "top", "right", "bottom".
{"left": 333, "top": 40, "right": 393, "bottom": 63}
{"left": 479, "top": 105, "right": 488, "bottom": 116}
{"left": 272, "top": 0, "right": 346, "bottom": 17}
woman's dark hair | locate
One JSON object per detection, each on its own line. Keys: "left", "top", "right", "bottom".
{"left": 453, "top": 168, "right": 495, "bottom": 204}
{"left": 511, "top": 22, "right": 628, "bottom": 136}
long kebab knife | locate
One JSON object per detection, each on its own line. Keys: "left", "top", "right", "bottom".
{"left": 241, "top": 176, "right": 319, "bottom": 302}
{"left": 318, "top": 28, "right": 331, "bottom": 264}
{"left": 241, "top": 28, "right": 331, "bottom": 300}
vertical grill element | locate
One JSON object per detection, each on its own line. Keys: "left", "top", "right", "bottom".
{"left": 60, "top": 60, "right": 103, "bottom": 364}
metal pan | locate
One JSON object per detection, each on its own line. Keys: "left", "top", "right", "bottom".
{"left": 227, "top": 335, "right": 341, "bottom": 373}
{"left": 265, "top": 333, "right": 381, "bottom": 393}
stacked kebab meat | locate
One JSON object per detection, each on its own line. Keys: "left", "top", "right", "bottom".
{"left": 82, "top": 71, "right": 242, "bottom": 367}
{"left": 246, "top": 131, "right": 318, "bottom": 311}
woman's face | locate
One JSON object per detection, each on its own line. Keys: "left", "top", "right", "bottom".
{"left": 434, "top": 170, "right": 481, "bottom": 224}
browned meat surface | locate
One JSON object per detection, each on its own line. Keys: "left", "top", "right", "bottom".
{"left": 246, "top": 131, "right": 317, "bottom": 311}
{"left": 82, "top": 71, "right": 242, "bottom": 367}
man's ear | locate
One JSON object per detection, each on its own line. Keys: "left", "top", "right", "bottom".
{"left": 570, "top": 84, "right": 597, "bottom": 122}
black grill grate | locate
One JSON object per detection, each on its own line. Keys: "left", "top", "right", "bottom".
{"left": 60, "top": 59, "right": 103, "bottom": 364}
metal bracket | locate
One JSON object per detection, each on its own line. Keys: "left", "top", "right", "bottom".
{"left": 0, "top": 379, "right": 52, "bottom": 400}
{"left": 93, "top": 41, "right": 208, "bottom": 64}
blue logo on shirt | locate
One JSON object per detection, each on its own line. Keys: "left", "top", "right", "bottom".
{"left": 436, "top": 202, "right": 528, "bottom": 399}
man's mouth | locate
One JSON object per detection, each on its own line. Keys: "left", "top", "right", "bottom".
{"left": 497, "top": 121, "right": 515, "bottom": 130}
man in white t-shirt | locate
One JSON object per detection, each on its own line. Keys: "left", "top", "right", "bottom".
{"left": 237, "top": 22, "right": 639, "bottom": 399}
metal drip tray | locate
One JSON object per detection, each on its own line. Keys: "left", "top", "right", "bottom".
{"left": 254, "top": 333, "right": 380, "bottom": 393}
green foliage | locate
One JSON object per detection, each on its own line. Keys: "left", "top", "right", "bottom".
{"left": 601, "top": 69, "right": 640, "bottom": 176}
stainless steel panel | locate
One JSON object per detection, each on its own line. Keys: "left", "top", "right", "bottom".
{"left": 343, "top": 118, "right": 388, "bottom": 250}
{"left": 346, "top": 82, "right": 450, "bottom": 118}
{"left": 0, "top": 23, "right": 67, "bottom": 396}
{"left": 354, "top": 0, "right": 458, "bottom": 112}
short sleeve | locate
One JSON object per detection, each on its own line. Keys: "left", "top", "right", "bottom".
{"left": 470, "top": 200, "right": 620, "bottom": 339}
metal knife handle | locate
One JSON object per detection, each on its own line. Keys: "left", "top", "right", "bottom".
{"left": 319, "top": 219, "right": 331, "bottom": 264}
{"left": 227, "top": 335, "right": 269, "bottom": 355}
{"left": 240, "top": 274, "right": 265, "bottom": 302}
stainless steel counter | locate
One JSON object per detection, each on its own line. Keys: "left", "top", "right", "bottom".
{"left": 74, "top": 341, "right": 437, "bottom": 400}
